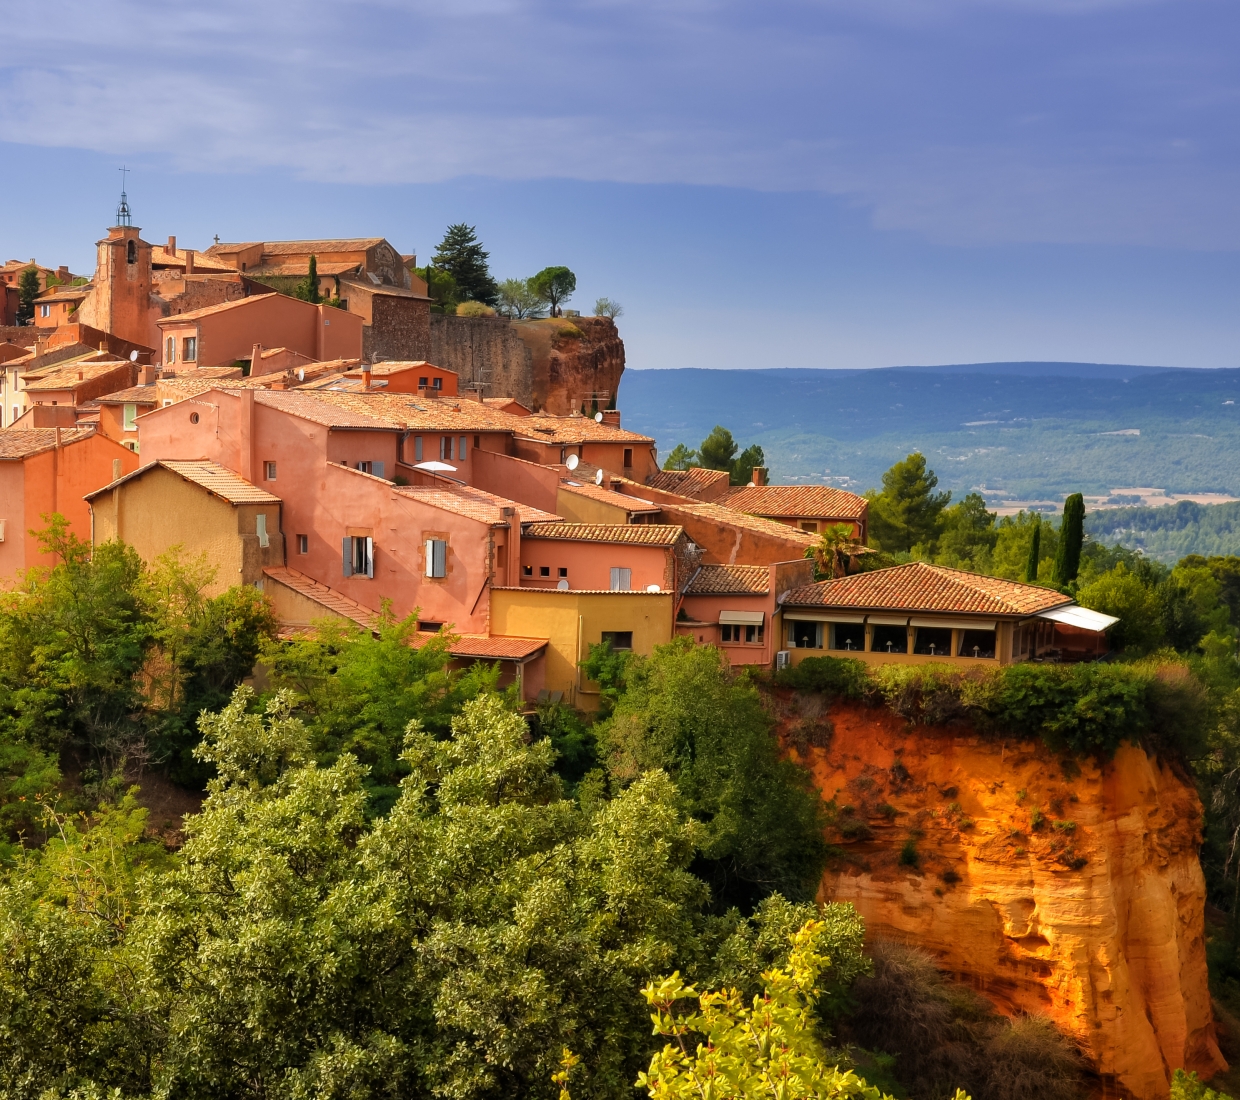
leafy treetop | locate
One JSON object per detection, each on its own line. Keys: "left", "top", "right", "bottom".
{"left": 433, "top": 223, "right": 500, "bottom": 306}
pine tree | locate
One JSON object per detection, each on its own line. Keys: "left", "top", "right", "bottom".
{"left": 16, "top": 266, "right": 40, "bottom": 325}
{"left": 1024, "top": 517, "right": 1041, "bottom": 583}
{"left": 1054, "top": 493, "right": 1085, "bottom": 586}
{"left": 433, "top": 224, "right": 499, "bottom": 306}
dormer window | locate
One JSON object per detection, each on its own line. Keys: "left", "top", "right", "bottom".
{"left": 127, "top": 240, "right": 137, "bottom": 264}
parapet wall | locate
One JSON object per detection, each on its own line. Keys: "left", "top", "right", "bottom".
{"left": 429, "top": 315, "right": 535, "bottom": 407}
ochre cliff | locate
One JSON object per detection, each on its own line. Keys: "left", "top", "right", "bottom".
{"left": 785, "top": 697, "right": 1225, "bottom": 1100}
{"left": 512, "top": 316, "right": 625, "bottom": 415}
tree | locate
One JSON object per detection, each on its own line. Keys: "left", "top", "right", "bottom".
{"left": 434, "top": 224, "right": 499, "bottom": 305}
{"left": 1024, "top": 518, "right": 1041, "bottom": 583}
{"left": 699, "top": 426, "right": 739, "bottom": 472}
{"left": 637, "top": 918, "right": 911, "bottom": 1100}
{"left": 733, "top": 444, "right": 765, "bottom": 487}
{"left": 418, "top": 264, "right": 461, "bottom": 313}
{"left": 1054, "top": 494, "right": 1085, "bottom": 586}
{"left": 16, "top": 265, "right": 40, "bottom": 325}
{"left": 663, "top": 444, "right": 700, "bottom": 471}
{"left": 934, "top": 493, "right": 998, "bottom": 571}
{"left": 594, "top": 297, "right": 623, "bottom": 319}
{"left": 810, "top": 524, "right": 869, "bottom": 580}
{"left": 530, "top": 266, "right": 577, "bottom": 317}
{"left": 599, "top": 638, "right": 828, "bottom": 910}
{"left": 498, "top": 277, "right": 548, "bottom": 319}
{"left": 865, "top": 453, "right": 951, "bottom": 554}
{"left": 1076, "top": 563, "right": 1165, "bottom": 652}
{"left": 294, "top": 254, "right": 322, "bottom": 303}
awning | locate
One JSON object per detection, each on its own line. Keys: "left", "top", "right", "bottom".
{"left": 910, "top": 617, "right": 996, "bottom": 630}
{"left": 719, "top": 610, "right": 765, "bottom": 626}
{"left": 867, "top": 614, "right": 910, "bottom": 626}
{"left": 782, "top": 611, "right": 865, "bottom": 623}
{"left": 1037, "top": 605, "right": 1119, "bottom": 633}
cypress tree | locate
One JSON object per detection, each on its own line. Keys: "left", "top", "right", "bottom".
{"left": 1024, "top": 517, "right": 1041, "bottom": 583}
{"left": 1054, "top": 493, "right": 1085, "bottom": 586}
{"left": 16, "top": 266, "right": 40, "bottom": 324}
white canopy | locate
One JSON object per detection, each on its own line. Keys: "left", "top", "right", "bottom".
{"left": 1037, "top": 604, "right": 1119, "bottom": 632}
{"left": 719, "top": 610, "right": 765, "bottom": 625}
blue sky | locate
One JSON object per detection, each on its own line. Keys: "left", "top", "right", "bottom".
{"left": 1, "top": 0, "right": 1237, "bottom": 369}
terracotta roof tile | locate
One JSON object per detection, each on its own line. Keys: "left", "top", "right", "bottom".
{"left": 0, "top": 426, "right": 94, "bottom": 459}
{"left": 717, "top": 484, "right": 868, "bottom": 521}
{"left": 781, "top": 562, "right": 1073, "bottom": 617}
{"left": 263, "top": 567, "right": 379, "bottom": 630}
{"left": 23, "top": 361, "right": 132, "bottom": 392}
{"left": 94, "top": 386, "right": 161, "bottom": 404}
{"left": 247, "top": 260, "right": 362, "bottom": 278}
{"left": 558, "top": 481, "right": 660, "bottom": 512}
{"left": 662, "top": 501, "right": 820, "bottom": 545}
{"left": 256, "top": 238, "right": 385, "bottom": 255}
{"left": 411, "top": 632, "right": 548, "bottom": 660}
{"left": 156, "top": 293, "right": 283, "bottom": 325}
{"left": 86, "top": 460, "right": 280, "bottom": 505}
{"left": 515, "top": 412, "right": 653, "bottom": 444}
{"left": 522, "top": 523, "right": 684, "bottom": 546}
{"left": 685, "top": 564, "right": 770, "bottom": 595}
{"left": 252, "top": 389, "right": 521, "bottom": 432}
{"left": 392, "top": 483, "right": 559, "bottom": 525}
{"left": 645, "top": 467, "right": 732, "bottom": 498}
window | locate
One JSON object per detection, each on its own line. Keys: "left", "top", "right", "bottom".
{"left": 264, "top": 461, "right": 277, "bottom": 480}
{"left": 122, "top": 403, "right": 137, "bottom": 431}
{"left": 425, "top": 538, "right": 447, "bottom": 578}
{"left": 474, "top": 435, "right": 480, "bottom": 447}
{"left": 829, "top": 622, "right": 865, "bottom": 652}
{"left": 357, "top": 461, "right": 372, "bottom": 474}
{"left": 414, "top": 436, "right": 423, "bottom": 462}
{"left": 166, "top": 337, "right": 175, "bottom": 363}
{"left": 790, "top": 621, "right": 823, "bottom": 649}
{"left": 432, "top": 377, "right": 442, "bottom": 390}
{"left": 722, "top": 623, "right": 765, "bottom": 644}
{"left": 190, "top": 412, "right": 200, "bottom": 424}
{"left": 871, "top": 625, "right": 908, "bottom": 654}
{"left": 459, "top": 436, "right": 467, "bottom": 460}
{"left": 419, "top": 376, "right": 428, "bottom": 389}
{"left": 601, "top": 631, "right": 633, "bottom": 651}
{"left": 913, "top": 626, "right": 953, "bottom": 656}
{"left": 558, "top": 567, "right": 568, "bottom": 578}
{"left": 418, "top": 621, "right": 444, "bottom": 633}
{"left": 539, "top": 566, "right": 550, "bottom": 577}
{"left": 746, "top": 623, "right": 763, "bottom": 643}
{"left": 800, "top": 521, "right": 819, "bottom": 533}
{"left": 127, "top": 240, "right": 136, "bottom": 264}
{"left": 11, "top": 407, "right": 18, "bottom": 424}
{"left": 256, "top": 514, "right": 270, "bottom": 548}
{"left": 297, "top": 534, "right": 308, "bottom": 555}
{"left": 182, "top": 336, "right": 197, "bottom": 362}
{"left": 441, "top": 436, "right": 453, "bottom": 461}
{"left": 959, "top": 629, "right": 997, "bottom": 659}
{"left": 623, "top": 448, "right": 633, "bottom": 468}
{"left": 721, "top": 624, "right": 740, "bottom": 643}
{"left": 609, "top": 567, "right": 631, "bottom": 591}
{"left": 523, "top": 565, "right": 533, "bottom": 576}
{"left": 343, "top": 536, "right": 374, "bottom": 578}
{"left": 39, "top": 304, "right": 50, "bottom": 318}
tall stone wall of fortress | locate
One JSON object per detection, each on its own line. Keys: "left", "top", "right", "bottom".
{"left": 430, "top": 315, "right": 535, "bottom": 408}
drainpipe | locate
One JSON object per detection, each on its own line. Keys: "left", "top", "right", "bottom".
{"left": 240, "top": 388, "right": 255, "bottom": 482}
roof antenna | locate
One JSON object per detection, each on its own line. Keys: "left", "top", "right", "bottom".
{"left": 115, "top": 166, "right": 132, "bottom": 227}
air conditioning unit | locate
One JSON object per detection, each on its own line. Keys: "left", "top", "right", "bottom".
{"left": 775, "top": 650, "right": 791, "bottom": 671}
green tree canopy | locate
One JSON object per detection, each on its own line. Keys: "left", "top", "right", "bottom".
{"left": 16, "top": 265, "right": 40, "bottom": 324}
{"left": 865, "top": 453, "right": 951, "bottom": 554}
{"left": 733, "top": 444, "right": 765, "bottom": 486}
{"left": 498, "top": 276, "right": 548, "bottom": 319}
{"left": 663, "top": 443, "right": 699, "bottom": 471}
{"left": 434, "top": 224, "right": 499, "bottom": 305}
{"left": 699, "top": 426, "right": 739, "bottom": 472}
{"left": 530, "top": 266, "right": 577, "bottom": 317}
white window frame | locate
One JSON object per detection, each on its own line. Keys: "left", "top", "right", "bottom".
{"left": 256, "top": 514, "right": 270, "bottom": 548}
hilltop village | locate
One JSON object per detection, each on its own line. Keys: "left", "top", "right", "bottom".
{"left": 0, "top": 207, "right": 1124, "bottom": 708}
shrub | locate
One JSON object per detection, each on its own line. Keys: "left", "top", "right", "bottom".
{"left": 1171, "top": 1069, "right": 1233, "bottom": 1100}
{"left": 555, "top": 323, "right": 584, "bottom": 340}
{"left": 899, "top": 839, "right": 920, "bottom": 868}
{"left": 456, "top": 300, "right": 495, "bottom": 317}
{"left": 775, "top": 656, "right": 869, "bottom": 698}
{"left": 980, "top": 1015, "right": 1086, "bottom": 1100}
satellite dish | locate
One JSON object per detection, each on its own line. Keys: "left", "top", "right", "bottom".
{"left": 297, "top": 368, "right": 305, "bottom": 381}
{"left": 129, "top": 350, "right": 139, "bottom": 362}
{"left": 646, "top": 584, "right": 661, "bottom": 593}
{"left": 594, "top": 411, "right": 603, "bottom": 422}
{"left": 557, "top": 578, "right": 570, "bottom": 591}
{"left": 566, "top": 454, "right": 579, "bottom": 470}
{"left": 594, "top": 469, "right": 604, "bottom": 485}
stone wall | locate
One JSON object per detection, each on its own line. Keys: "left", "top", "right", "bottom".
{"left": 368, "top": 295, "right": 431, "bottom": 364}
{"left": 429, "top": 315, "right": 535, "bottom": 407}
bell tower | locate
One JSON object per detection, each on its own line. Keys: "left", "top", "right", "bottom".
{"left": 87, "top": 169, "right": 154, "bottom": 347}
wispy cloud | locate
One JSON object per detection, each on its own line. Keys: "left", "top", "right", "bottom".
{"left": 0, "top": 0, "right": 1234, "bottom": 247}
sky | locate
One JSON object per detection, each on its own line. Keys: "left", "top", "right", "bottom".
{"left": 1, "top": 0, "right": 1237, "bottom": 370}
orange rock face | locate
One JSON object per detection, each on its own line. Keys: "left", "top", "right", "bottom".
{"left": 513, "top": 316, "right": 625, "bottom": 415}
{"left": 796, "top": 700, "right": 1226, "bottom": 1100}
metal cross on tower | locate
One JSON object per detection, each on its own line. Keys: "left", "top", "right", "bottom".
{"left": 116, "top": 166, "right": 132, "bottom": 227}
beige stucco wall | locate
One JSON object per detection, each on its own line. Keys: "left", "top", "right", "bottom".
{"left": 91, "top": 465, "right": 284, "bottom": 594}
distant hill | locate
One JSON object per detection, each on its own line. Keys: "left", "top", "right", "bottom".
{"left": 1085, "top": 500, "right": 1240, "bottom": 563}
{"left": 618, "top": 363, "right": 1240, "bottom": 500}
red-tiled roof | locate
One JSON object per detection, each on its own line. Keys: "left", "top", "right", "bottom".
{"left": 645, "top": 467, "right": 731, "bottom": 498}
{"left": 661, "top": 500, "right": 820, "bottom": 545}
{"left": 95, "top": 386, "right": 160, "bottom": 404}
{"left": 0, "top": 426, "right": 94, "bottom": 459}
{"left": 86, "top": 460, "right": 280, "bottom": 505}
{"left": 392, "top": 483, "right": 560, "bottom": 525}
{"left": 717, "top": 484, "right": 868, "bottom": 521}
{"left": 263, "top": 567, "right": 379, "bottom": 630}
{"left": 515, "top": 412, "right": 653, "bottom": 444}
{"left": 23, "top": 361, "right": 132, "bottom": 392}
{"left": 558, "top": 481, "right": 660, "bottom": 512}
{"left": 684, "top": 564, "right": 770, "bottom": 596}
{"left": 781, "top": 562, "right": 1073, "bottom": 617}
{"left": 521, "top": 523, "right": 684, "bottom": 546}
{"left": 411, "top": 632, "right": 548, "bottom": 660}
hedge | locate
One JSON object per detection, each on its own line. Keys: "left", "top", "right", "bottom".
{"left": 774, "top": 656, "right": 1207, "bottom": 758}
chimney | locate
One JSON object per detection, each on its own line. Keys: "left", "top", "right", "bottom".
{"left": 251, "top": 344, "right": 262, "bottom": 375}
{"left": 139, "top": 365, "right": 156, "bottom": 386}
{"left": 184, "top": 249, "right": 195, "bottom": 275}
{"left": 601, "top": 409, "right": 621, "bottom": 427}
{"left": 166, "top": 235, "right": 176, "bottom": 257}
{"left": 751, "top": 466, "right": 768, "bottom": 486}
{"left": 54, "top": 426, "right": 62, "bottom": 449}
{"left": 77, "top": 370, "right": 84, "bottom": 380}
{"left": 362, "top": 365, "right": 372, "bottom": 392}
{"left": 56, "top": 266, "right": 69, "bottom": 283}
{"left": 240, "top": 388, "right": 255, "bottom": 482}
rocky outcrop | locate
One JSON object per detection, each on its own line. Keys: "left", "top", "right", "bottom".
{"left": 784, "top": 697, "right": 1225, "bottom": 1100}
{"left": 512, "top": 316, "right": 625, "bottom": 416}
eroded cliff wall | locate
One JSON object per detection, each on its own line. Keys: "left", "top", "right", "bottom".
{"left": 785, "top": 697, "right": 1225, "bottom": 1100}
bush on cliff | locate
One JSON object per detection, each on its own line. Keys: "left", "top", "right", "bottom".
{"left": 775, "top": 655, "right": 1207, "bottom": 758}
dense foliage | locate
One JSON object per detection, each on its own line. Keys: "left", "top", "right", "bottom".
{"left": 661, "top": 425, "right": 765, "bottom": 486}
{"left": 1087, "top": 500, "right": 1240, "bottom": 562}
{"left": 433, "top": 223, "right": 500, "bottom": 306}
